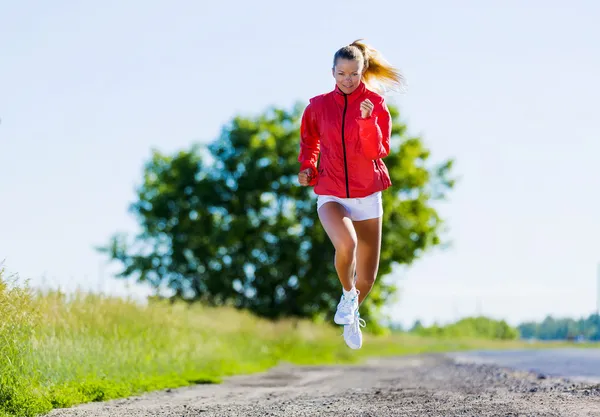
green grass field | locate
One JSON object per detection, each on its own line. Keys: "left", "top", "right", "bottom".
{"left": 0, "top": 269, "right": 587, "bottom": 417}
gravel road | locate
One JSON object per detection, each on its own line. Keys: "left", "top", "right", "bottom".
{"left": 47, "top": 353, "right": 599, "bottom": 417}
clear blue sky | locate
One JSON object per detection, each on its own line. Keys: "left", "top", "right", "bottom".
{"left": 1, "top": 1, "right": 599, "bottom": 328}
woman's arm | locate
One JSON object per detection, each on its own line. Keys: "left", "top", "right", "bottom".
{"left": 356, "top": 97, "right": 391, "bottom": 160}
{"left": 298, "top": 101, "right": 320, "bottom": 186}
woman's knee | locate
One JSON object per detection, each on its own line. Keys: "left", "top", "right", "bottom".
{"left": 361, "top": 273, "right": 377, "bottom": 286}
{"left": 335, "top": 237, "right": 357, "bottom": 259}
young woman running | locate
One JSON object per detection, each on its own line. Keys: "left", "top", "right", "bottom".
{"left": 297, "top": 39, "right": 403, "bottom": 349}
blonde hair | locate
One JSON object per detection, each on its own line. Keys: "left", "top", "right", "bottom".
{"left": 333, "top": 39, "right": 405, "bottom": 94}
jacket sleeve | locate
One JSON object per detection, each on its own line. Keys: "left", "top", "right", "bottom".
{"left": 298, "top": 101, "right": 320, "bottom": 186}
{"left": 356, "top": 97, "right": 391, "bottom": 160}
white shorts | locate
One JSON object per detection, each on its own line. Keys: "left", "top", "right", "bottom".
{"left": 316, "top": 191, "right": 383, "bottom": 221}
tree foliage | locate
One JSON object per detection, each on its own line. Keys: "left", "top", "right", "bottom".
{"left": 99, "top": 102, "right": 455, "bottom": 325}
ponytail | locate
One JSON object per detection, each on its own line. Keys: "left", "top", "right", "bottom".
{"left": 333, "top": 39, "right": 405, "bottom": 94}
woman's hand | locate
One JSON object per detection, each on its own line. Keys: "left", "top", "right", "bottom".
{"left": 360, "top": 99, "right": 374, "bottom": 119}
{"left": 298, "top": 168, "right": 314, "bottom": 186}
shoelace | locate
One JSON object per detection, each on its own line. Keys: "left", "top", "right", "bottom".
{"left": 338, "top": 290, "right": 360, "bottom": 314}
{"left": 342, "top": 315, "right": 366, "bottom": 337}
{"left": 350, "top": 316, "right": 366, "bottom": 335}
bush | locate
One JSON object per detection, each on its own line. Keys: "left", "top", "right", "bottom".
{"left": 412, "top": 316, "right": 519, "bottom": 340}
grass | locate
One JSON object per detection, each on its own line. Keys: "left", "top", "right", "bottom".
{"left": 0, "top": 268, "right": 588, "bottom": 416}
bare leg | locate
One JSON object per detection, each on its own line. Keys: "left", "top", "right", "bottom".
{"left": 353, "top": 216, "right": 382, "bottom": 305}
{"left": 317, "top": 202, "right": 357, "bottom": 291}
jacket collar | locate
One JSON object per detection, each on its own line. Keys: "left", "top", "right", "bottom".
{"left": 333, "top": 81, "right": 367, "bottom": 105}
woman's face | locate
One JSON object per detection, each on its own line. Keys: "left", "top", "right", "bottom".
{"left": 332, "top": 58, "right": 363, "bottom": 94}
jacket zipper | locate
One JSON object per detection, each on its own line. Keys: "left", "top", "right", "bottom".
{"left": 341, "top": 94, "right": 350, "bottom": 198}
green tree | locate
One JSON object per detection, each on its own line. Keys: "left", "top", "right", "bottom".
{"left": 99, "top": 102, "right": 455, "bottom": 326}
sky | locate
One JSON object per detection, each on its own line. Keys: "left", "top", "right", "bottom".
{"left": 1, "top": 0, "right": 599, "bottom": 329}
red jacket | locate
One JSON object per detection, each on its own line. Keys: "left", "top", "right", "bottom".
{"left": 298, "top": 81, "right": 392, "bottom": 199}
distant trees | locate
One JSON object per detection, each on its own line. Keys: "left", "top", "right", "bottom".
{"left": 518, "top": 314, "right": 600, "bottom": 341}
{"left": 402, "top": 314, "right": 600, "bottom": 341}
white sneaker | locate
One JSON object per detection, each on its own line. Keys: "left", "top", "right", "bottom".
{"left": 343, "top": 311, "right": 366, "bottom": 349}
{"left": 334, "top": 289, "right": 359, "bottom": 325}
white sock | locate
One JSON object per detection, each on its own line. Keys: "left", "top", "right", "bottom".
{"left": 343, "top": 286, "right": 357, "bottom": 297}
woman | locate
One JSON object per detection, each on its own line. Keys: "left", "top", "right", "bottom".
{"left": 297, "top": 39, "right": 403, "bottom": 349}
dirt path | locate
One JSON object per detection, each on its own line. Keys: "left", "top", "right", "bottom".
{"left": 47, "top": 354, "right": 599, "bottom": 416}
